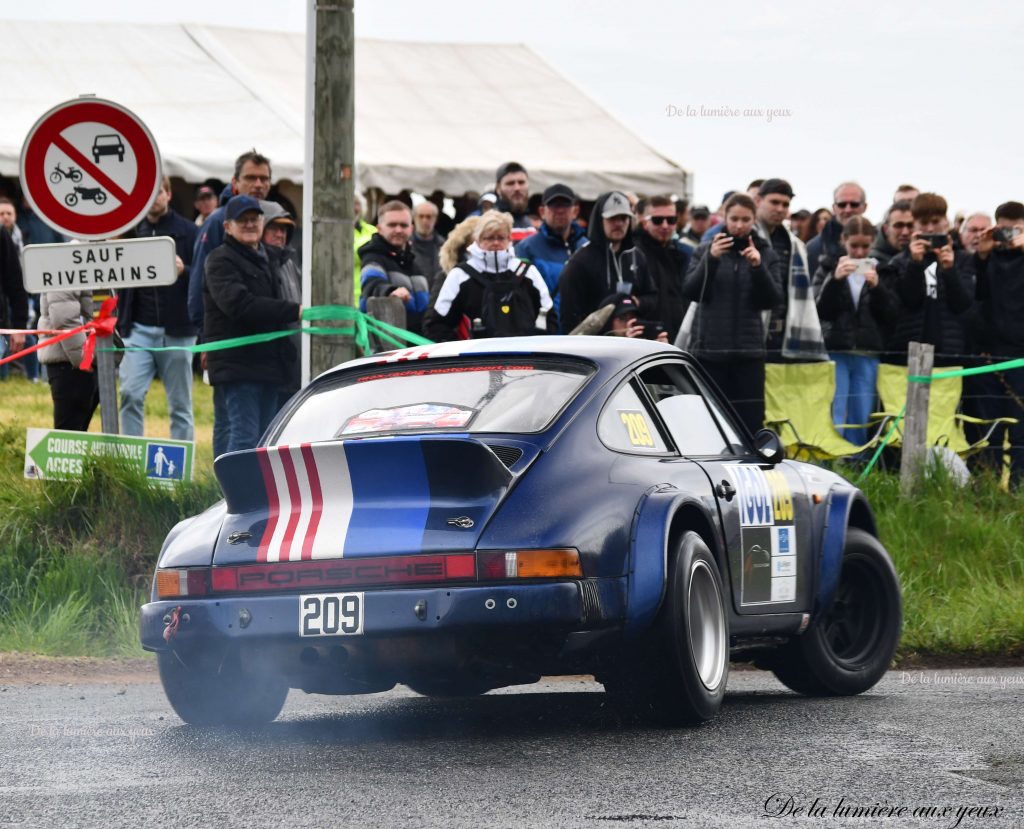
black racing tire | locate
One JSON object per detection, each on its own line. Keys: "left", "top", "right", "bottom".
{"left": 771, "top": 528, "right": 901, "bottom": 696}
{"left": 603, "top": 531, "right": 729, "bottom": 726}
{"left": 404, "top": 677, "right": 494, "bottom": 697}
{"left": 157, "top": 649, "right": 288, "bottom": 726}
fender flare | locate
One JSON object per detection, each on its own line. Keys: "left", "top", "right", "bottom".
{"left": 624, "top": 485, "right": 721, "bottom": 638}
{"left": 812, "top": 484, "right": 879, "bottom": 625}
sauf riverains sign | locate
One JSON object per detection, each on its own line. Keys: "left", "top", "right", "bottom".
{"left": 24, "top": 429, "right": 194, "bottom": 485}
{"left": 20, "top": 237, "right": 176, "bottom": 292}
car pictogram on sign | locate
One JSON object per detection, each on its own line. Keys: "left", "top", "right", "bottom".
{"left": 19, "top": 97, "right": 161, "bottom": 240}
{"left": 92, "top": 133, "right": 125, "bottom": 163}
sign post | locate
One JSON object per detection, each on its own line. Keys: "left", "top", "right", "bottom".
{"left": 19, "top": 96, "right": 164, "bottom": 435}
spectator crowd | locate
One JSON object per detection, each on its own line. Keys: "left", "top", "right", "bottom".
{"left": 2, "top": 151, "right": 1024, "bottom": 485}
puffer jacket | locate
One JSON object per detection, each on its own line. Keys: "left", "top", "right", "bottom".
{"left": 681, "top": 236, "right": 782, "bottom": 360}
{"left": 38, "top": 290, "right": 94, "bottom": 367}
{"left": 884, "top": 249, "right": 974, "bottom": 363}
{"left": 358, "top": 234, "right": 430, "bottom": 334}
{"left": 812, "top": 258, "right": 899, "bottom": 352}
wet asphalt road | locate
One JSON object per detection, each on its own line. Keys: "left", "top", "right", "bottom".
{"left": 0, "top": 668, "right": 1022, "bottom": 829}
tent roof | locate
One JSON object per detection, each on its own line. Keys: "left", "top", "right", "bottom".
{"left": 1, "top": 21, "right": 688, "bottom": 199}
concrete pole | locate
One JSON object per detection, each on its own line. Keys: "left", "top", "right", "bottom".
{"left": 900, "top": 341, "right": 934, "bottom": 495}
{"left": 304, "top": 0, "right": 355, "bottom": 382}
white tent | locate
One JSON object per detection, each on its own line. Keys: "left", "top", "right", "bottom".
{"left": 1, "top": 21, "right": 688, "bottom": 199}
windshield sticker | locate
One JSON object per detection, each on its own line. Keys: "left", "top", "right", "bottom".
{"left": 617, "top": 409, "right": 656, "bottom": 448}
{"left": 725, "top": 465, "right": 798, "bottom": 606}
{"left": 340, "top": 404, "right": 476, "bottom": 435}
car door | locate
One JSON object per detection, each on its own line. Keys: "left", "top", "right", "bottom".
{"left": 635, "top": 358, "right": 813, "bottom": 615}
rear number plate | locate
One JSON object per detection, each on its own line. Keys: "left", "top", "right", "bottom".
{"left": 300, "top": 593, "right": 364, "bottom": 637}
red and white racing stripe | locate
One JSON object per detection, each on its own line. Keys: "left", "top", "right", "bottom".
{"left": 255, "top": 443, "right": 354, "bottom": 563}
{"left": 377, "top": 342, "right": 464, "bottom": 363}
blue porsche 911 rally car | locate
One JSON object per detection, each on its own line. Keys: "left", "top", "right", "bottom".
{"left": 141, "top": 337, "right": 901, "bottom": 726}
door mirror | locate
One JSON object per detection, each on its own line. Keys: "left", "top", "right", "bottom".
{"left": 753, "top": 429, "right": 785, "bottom": 464}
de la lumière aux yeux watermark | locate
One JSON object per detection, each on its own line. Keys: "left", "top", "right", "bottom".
{"left": 666, "top": 103, "right": 794, "bottom": 123}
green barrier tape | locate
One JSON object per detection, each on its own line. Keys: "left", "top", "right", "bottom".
{"left": 100, "top": 305, "right": 432, "bottom": 358}
{"left": 909, "top": 356, "right": 1024, "bottom": 382}
{"left": 855, "top": 404, "right": 906, "bottom": 484}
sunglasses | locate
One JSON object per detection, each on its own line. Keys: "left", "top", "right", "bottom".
{"left": 835, "top": 201, "right": 863, "bottom": 209}
{"left": 646, "top": 216, "right": 676, "bottom": 226}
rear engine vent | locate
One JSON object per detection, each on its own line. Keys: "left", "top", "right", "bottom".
{"left": 486, "top": 444, "right": 524, "bottom": 468}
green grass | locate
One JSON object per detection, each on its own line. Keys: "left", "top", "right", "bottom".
{"left": 0, "top": 376, "right": 1022, "bottom": 660}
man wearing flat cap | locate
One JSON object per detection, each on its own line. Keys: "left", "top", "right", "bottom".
{"left": 557, "top": 191, "right": 657, "bottom": 334}
{"left": 204, "top": 195, "right": 302, "bottom": 454}
{"left": 515, "top": 183, "right": 588, "bottom": 331}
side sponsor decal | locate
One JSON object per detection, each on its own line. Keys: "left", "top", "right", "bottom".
{"left": 726, "top": 465, "right": 799, "bottom": 607}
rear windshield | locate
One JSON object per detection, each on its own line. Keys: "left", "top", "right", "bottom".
{"left": 272, "top": 359, "right": 594, "bottom": 444}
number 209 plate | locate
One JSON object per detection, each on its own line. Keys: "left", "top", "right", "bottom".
{"left": 300, "top": 592, "right": 364, "bottom": 637}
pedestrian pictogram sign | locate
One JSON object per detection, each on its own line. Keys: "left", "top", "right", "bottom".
{"left": 19, "top": 97, "right": 162, "bottom": 241}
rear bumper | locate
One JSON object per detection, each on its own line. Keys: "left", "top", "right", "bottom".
{"left": 140, "top": 579, "right": 626, "bottom": 653}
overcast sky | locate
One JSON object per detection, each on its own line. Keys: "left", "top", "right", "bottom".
{"left": 5, "top": 0, "right": 1022, "bottom": 221}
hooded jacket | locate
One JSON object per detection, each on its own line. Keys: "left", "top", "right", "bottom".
{"left": 358, "top": 233, "right": 430, "bottom": 334}
{"left": 680, "top": 235, "right": 782, "bottom": 360}
{"left": 514, "top": 220, "right": 588, "bottom": 329}
{"left": 422, "top": 243, "right": 552, "bottom": 342}
{"left": 869, "top": 228, "right": 902, "bottom": 266}
{"left": 633, "top": 229, "right": 691, "bottom": 340}
{"left": 203, "top": 236, "right": 300, "bottom": 387}
{"left": 556, "top": 194, "right": 656, "bottom": 334}
{"left": 118, "top": 207, "right": 197, "bottom": 339}
{"left": 38, "top": 290, "right": 93, "bottom": 367}
{"left": 262, "top": 201, "right": 302, "bottom": 393}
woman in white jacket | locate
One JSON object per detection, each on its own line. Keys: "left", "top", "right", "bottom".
{"left": 38, "top": 290, "right": 99, "bottom": 431}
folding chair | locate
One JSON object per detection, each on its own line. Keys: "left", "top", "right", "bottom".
{"left": 874, "top": 363, "right": 1017, "bottom": 456}
{"left": 764, "top": 362, "right": 891, "bottom": 462}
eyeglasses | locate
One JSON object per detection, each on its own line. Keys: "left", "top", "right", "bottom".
{"left": 233, "top": 215, "right": 262, "bottom": 226}
{"left": 646, "top": 216, "right": 676, "bottom": 226}
{"left": 890, "top": 222, "right": 914, "bottom": 230}
{"left": 835, "top": 201, "right": 863, "bottom": 209}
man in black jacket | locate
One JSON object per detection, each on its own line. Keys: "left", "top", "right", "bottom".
{"left": 1, "top": 225, "right": 27, "bottom": 369}
{"left": 358, "top": 201, "right": 430, "bottom": 334}
{"left": 118, "top": 177, "right": 199, "bottom": 440}
{"left": 204, "top": 195, "right": 302, "bottom": 454}
{"left": 974, "top": 201, "right": 1024, "bottom": 483}
{"left": 634, "top": 195, "right": 691, "bottom": 340}
{"left": 558, "top": 191, "right": 657, "bottom": 334}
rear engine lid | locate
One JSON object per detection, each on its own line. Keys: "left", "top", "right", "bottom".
{"left": 212, "top": 436, "right": 512, "bottom": 565}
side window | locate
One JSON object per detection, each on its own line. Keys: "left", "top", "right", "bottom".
{"left": 693, "top": 375, "right": 746, "bottom": 453}
{"left": 598, "top": 382, "right": 669, "bottom": 454}
{"left": 639, "top": 363, "right": 731, "bottom": 455}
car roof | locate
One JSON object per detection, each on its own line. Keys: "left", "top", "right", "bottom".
{"left": 316, "top": 336, "right": 680, "bottom": 383}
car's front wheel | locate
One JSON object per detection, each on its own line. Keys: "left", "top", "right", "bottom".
{"left": 604, "top": 531, "right": 729, "bottom": 726}
{"left": 769, "top": 528, "right": 901, "bottom": 696}
{"left": 158, "top": 649, "right": 288, "bottom": 726}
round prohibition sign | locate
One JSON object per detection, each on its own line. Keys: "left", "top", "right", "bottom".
{"left": 20, "top": 98, "right": 161, "bottom": 241}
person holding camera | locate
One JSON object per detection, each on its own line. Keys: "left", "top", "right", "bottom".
{"left": 812, "top": 217, "right": 899, "bottom": 443}
{"left": 678, "top": 193, "right": 782, "bottom": 433}
{"left": 885, "top": 193, "right": 973, "bottom": 366}
{"left": 974, "top": 201, "right": 1024, "bottom": 484}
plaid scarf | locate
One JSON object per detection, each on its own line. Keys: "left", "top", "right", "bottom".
{"left": 758, "top": 222, "right": 828, "bottom": 361}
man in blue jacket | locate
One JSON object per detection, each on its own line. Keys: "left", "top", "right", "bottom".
{"left": 514, "top": 184, "right": 587, "bottom": 332}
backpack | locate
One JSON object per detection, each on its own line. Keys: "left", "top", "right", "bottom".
{"left": 461, "top": 261, "right": 538, "bottom": 338}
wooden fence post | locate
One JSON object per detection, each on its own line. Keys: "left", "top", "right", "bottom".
{"left": 900, "top": 341, "right": 934, "bottom": 495}
{"left": 365, "top": 296, "right": 408, "bottom": 352}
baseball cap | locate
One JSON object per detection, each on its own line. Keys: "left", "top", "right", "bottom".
{"left": 225, "top": 194, "right": 264, "bottom": 222}
{"left": 610, "top": 295, "right": 640, "bottom": 319}
{"left": 602, "top": 191, "right": 633, "bottom": 219}
{"left": 758, "top": 178, "right": 795, "bottom": 199}
{"left": 478, "top": 192, "right": 498, "bottom": 209}
{"left": 690, "top": 205, "right": 710, "bottom": 220}
{"left": 495, "top": 161, "right": 527, "bottom": 184}
{"left": 195, "top": 185, "right": 217, "bottom": 199}
{"left": 542, "top": 183, "right": 576, "bottom": 205}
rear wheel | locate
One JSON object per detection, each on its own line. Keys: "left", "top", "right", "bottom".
{"left": 771, "top": 528, "right": 901, "bottom": 696}
{"left": 158, "top": 649, "right": 288, "bottom": 726}
{"left": 604, "top": 531, "right": 729, "bottom": 726}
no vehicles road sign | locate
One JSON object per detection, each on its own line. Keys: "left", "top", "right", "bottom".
{"left": 20, "top": 97, "right": 162, "bottom": 241}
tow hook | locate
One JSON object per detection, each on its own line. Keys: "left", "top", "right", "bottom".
{"left": 162, "top": 606, "right": 190, "bottom": 642}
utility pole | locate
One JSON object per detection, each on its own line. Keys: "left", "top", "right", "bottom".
{"left": 304, "top": 0, "right": 355, "bottom": 382}
{"left": 900, "top": 341, "right": 934, "bottom": 495}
